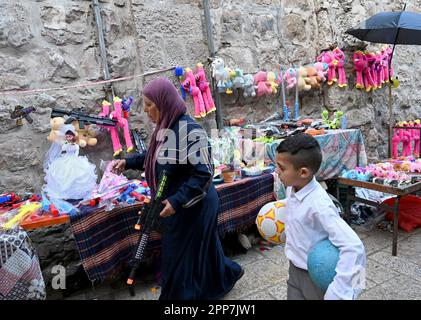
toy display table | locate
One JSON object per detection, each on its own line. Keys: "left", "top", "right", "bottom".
{"left": 337, "top": 177, "right": 421, "bottom": 256}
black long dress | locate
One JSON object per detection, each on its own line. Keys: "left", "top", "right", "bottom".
{"left": 125, "top": 114, "right": 243, "bottom": 299}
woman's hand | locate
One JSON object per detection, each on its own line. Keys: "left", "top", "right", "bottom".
{"left": 160, "top": 199, "right": 176, "bottom": 218}
{"left": 112, "top": 159, "right": 126, "bottom": 174}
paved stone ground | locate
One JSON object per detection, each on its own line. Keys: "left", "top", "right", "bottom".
{"left": 47, "top": 226, "right": 421, "bottom": 300}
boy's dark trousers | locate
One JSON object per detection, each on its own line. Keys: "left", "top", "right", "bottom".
{"left": 287, "top": 262, "right": 326, "bottom": 300}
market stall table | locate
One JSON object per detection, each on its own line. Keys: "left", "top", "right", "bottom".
{"left": 49, "top": 173, "right": 275, "bottom": 281}
{"left": 266, "top": 129, "right": 368, "bottom": 180}
{"left": 337, "top": 177, "right": 421, "bottom": 256}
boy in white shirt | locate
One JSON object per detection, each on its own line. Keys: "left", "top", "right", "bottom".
{"left": 275, "top": 133, "right": 366, "bottom": 300}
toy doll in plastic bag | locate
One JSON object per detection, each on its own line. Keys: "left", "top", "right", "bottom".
{"left": 43, "top": 124, "right": 97, "bottom": 200}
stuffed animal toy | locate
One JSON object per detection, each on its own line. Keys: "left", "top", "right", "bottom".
{"left": 47, "top": 117, "right": 66, "bottom": 143}
{"left": 195, "top": 63, "right": 216, "bottom": 114}
{"left": 333, "top": 47, "right": 347, "bottom": 88}
{"left": 318, "top": 51, "right": 337, "bottom": 85}
{"left": 211, "top": 57, "right": 228, "bottom": 93}
{"left": 313, "top": 62, "right": 328, "bottom": 83}
{"left": 71, "top": 120, "right": 98, "bottom": 148}
{"left": 243, "top": 74, "right": 257, "bottom": 98}
{"left": 297, "top": 67, "right": 311, "bottom": 91}
{"left": 232, "top": 69, "right": 245, "bottom": 89}
{"left": 254, "top": 71, "right": 271, "bottom": 96}
{"left": 304, "top": 65, "right": 322, "bottom": 89}
{"left": 266, "top": 71, "right": 279, "bottom": 94}
{"left": 413, "top": 119, "right": 421, "bottom": 157}
{"left": 283, "top": 67, "right": 297, "bottom": 89}
{"left": 183, "top": 68, "right": 206, "bottom": 118}
{"left": 363, "top": 51, "right": 376, "bottom": 92}
{"left": 353, "top": 51, "right": 366, "bottom": 89}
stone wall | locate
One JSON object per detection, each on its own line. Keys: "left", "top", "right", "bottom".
{"left": 2, "top": 0, "right": 421, "bottom": 194}
{"left": 1, "top": 0, "right": 421, "bottom": 283}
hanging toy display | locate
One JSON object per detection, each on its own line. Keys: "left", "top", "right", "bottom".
{"left": 353, "top": 46, "right": 396, "bottom": 91}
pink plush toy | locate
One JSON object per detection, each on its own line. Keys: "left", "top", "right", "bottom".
{"left": 109, "top": 97, "right": 134, "bottom": 156}
{"left": 413, "top": 120, "right": 421, "bottom": 157}
{"left": 253, "top": 71, "right": 272, "bottom": 96}
{"left": 318, "top": 51, "right": 337, "bottom": 85}
{"left": 283, "top": 68, "right": 297, "bottom": 89}
{"left": 353, "top": 51, "right": 366, "bottom": 89}
{"left": 392, "top": 127, "right": 404, "bottom": 159}
{"left": 333, "top": 47, "right": 347, "bottom": 88}
{"left": 410, "top": 160, "right": 421, "bottom": 173}
{"left": 183, "top": 68, "right": 206, "bottom": 118}
{"left": 363, "top": 51, "right": 376, "bottom": 92}
{"left": 195, "top": 63, "right": 216, "bottom": 115}
{"left": 313, "top": 62, "right": 328, "bottom": 83}
{"left": 401, "top": 122, "right": 413, "bottom": 157}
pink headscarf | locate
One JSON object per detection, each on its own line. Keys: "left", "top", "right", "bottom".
{"left": 143, "top": 77, "right": 187, "bottom": 195}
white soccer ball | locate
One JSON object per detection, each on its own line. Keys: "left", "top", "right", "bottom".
{"left": 255, "top": 200, "right": 287, "bottom": 244}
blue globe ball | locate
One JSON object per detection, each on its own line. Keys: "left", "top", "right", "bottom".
{"left": 307, "top": 239, "right": 340, "bottom": 291}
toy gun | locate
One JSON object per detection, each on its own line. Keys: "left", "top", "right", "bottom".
{"left": 127, "top": 170, "right": 170, "bottom": 296}
{"left": 41, "top": 193, "right": 59, "bottom": 217}
{"left": 2, "top": 202, "right": 42, "bottom": 230}
{"left": 122, "top": 96, "right": 133, "bottom": 119}
{"left": 51, "top": 108, "right": 118, "bottom": 129}
{"left": 131, "top": 128, "right": 148, "bottom": 154}
{"left": 10, "top": 106, "right": 36, "bottom": 126}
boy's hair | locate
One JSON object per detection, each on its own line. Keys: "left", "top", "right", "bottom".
{"left": 276, "top": 133, "right": 322, "bottom": 174}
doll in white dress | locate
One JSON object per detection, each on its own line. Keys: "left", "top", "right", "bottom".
{"left": 43, "top": 124, "right": 97, "bottom": 200}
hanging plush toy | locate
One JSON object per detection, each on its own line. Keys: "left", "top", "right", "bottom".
{"left": 254, "top": 71, "right": 272, "bottom": 96}
{"left": 183, "top": 68, "right": 206, "bottom": 118}
{"left": 333, "top": 47, "right": 347, "bottom": 88}
{"left": 195, "top": 63, "right": 216, "bottom": 115}
{"left": 283, "top": 67, "right": 297, "bottom": 89}
{"left": 353, "top": 50, "right": 366, "bottom": 89}
{"left": 243, "top": 74, "right": 257, "bottom": 98}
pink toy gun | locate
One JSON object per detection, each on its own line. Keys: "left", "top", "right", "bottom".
{"left": 182, "top": 68, "right": 206, "bottom": 118}
{"left": 353, "top": 51, "right": 366, "bottom": 89}
{"left": 333, "top": 48, "right": 347, "bottom": 88}
{"left": 195, "top": 63, "right": 216, "bottom": 115}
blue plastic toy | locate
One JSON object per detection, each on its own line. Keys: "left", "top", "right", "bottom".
{"left": 307, "top": 239, "right": 340, "bottom": 291}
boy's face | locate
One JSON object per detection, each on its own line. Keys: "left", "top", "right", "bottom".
{"left": 275, "top": 152, "right": 310, "bottom": 188}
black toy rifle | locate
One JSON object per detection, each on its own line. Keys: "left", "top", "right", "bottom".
{"left": 51, "top": 108, "right": 117, "bottom": 129}
{"left": 127, "top": 170, "right": 170, "bottom": 296}
{"left": 10, "top": 106, "right": 36, "bottom": 126}
{"left": 131, "top": 128, "right": 148, "bottom": 154}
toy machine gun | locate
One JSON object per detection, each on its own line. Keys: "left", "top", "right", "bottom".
{"left": 10, "top": 106, "right": 36, "bottom": 126}
{"left": 131, "top": 128, "right": 148, "bottom": 154}
{"left": 127, "top": 170, "right": 171, "bottom": 296}
{"left": 51, "top": 108, "right": 118, "bottom": 129}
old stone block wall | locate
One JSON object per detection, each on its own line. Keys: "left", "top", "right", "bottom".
{"left": 1, "top": 0, "right": 421, "bottom": 283}
{"left": 1, "top": 0, "right": 421, "bottom": 193}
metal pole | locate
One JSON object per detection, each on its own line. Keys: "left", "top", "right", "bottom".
{"left": 387, "top": 3, "right": 406, "bottom": 158}
{"left": 202, "top": 0, "right": 223, "bottom": 130}
{"left": 92, "top": 0, "right": 114, "bottom": 101}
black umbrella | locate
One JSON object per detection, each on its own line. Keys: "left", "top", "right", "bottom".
{"left": 346, "top": 4, "right": 421, "bottom": 157}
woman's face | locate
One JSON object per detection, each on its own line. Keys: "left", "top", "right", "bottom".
{"left": 143, "top": 95, "right": 160, "bottom": 124}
